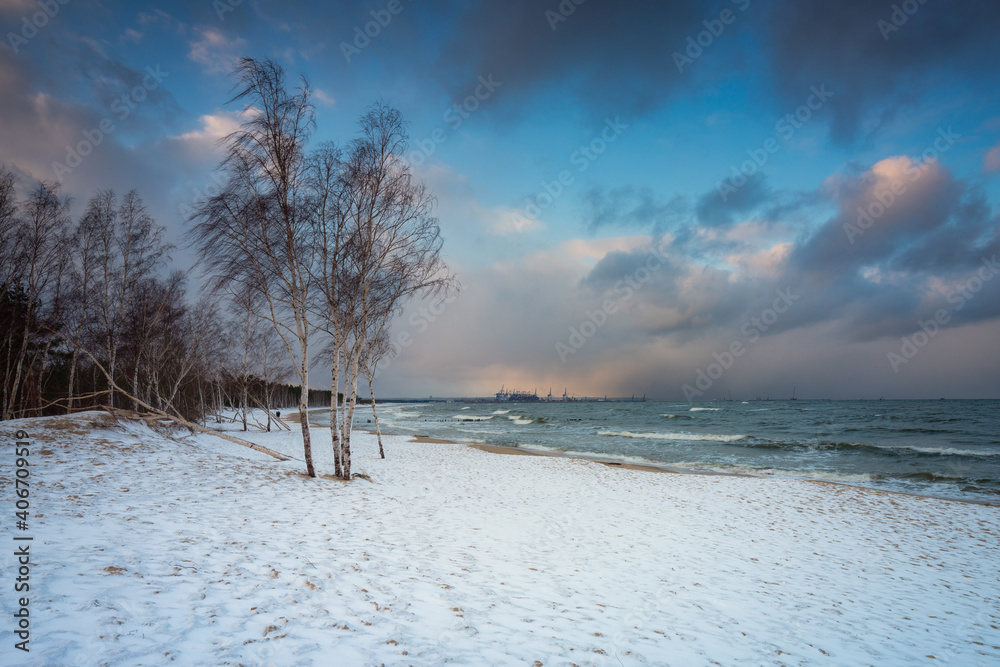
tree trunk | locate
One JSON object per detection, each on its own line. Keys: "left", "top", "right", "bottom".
{"left": 339, "top": 345, "right": 363, "bottom": 480}
{"left": 299, "top": 346, "right": 315, "bottom": 478}
{"left": 66, "top": 349, "right": 78, "bottom": 414}
{"left": 6, "top": 329, "right": 30, "bottom": 419}
{"left": 368, "top": 372, "right": 384, "bottom": 459}
{"left": 330, "top": 363, "right": 342, "bottom": 478}
{"left": 241, "top": 380, "right": 248, "bottom": 431}
{"left": 132, "top": 363, "right": 140, "bottom": 412}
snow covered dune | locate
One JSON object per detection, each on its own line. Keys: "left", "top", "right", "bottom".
{"left": 2, "top": 412, "right": 999, "bottom": 665}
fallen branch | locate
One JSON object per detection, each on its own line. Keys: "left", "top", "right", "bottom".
{"left": 49, "top": 330, "right": 292, "bottom": 461}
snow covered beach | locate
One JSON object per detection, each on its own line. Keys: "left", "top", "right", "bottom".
{"left": 3, "top": 412, "right": 1000, "bottom": 666}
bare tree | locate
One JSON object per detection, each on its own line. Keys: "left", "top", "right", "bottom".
{"left": 190, "top": 58, "right": 319, "bottom": 477}
{"left": 0, "top": 166, "right": 20, "bottom": 293}
{"left": 64, "top": 197, "right": 103, "bottom": 413}
{"left": 3, "top": 181, "right": 71, "bottom": 419}
{"left": 89, "top": 189, "right": 170, "bottom": 409}
{"left": 360, "top": 325, "right": 392, "bottom": 459}
{"left": 326, "top": 102, "right": 455, "bottom": 479}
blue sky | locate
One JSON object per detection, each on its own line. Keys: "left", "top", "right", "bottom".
{"left": 3, "top": 0, "right": 1000, "bottom": 399}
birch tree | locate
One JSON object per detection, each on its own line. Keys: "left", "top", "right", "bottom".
{"left": 330, "top": 102, "right": 455, "bottom": 479}
{"left": 90, "top": 189, "right": 170, "bottom": 409}
{"left": 190, "top": 58, "right": 319, "bottom": 477}
{"left": 64, "top": 198, "right": 102, "bottom": 412}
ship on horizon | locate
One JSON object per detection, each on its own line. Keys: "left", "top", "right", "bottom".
{"left": 493, "top": 386, "right": 646, "bottom": 403}
{"left": 494, "top": 385, "right": 541, "bottom": 402}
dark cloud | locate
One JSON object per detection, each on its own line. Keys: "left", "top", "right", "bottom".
{"left": 0, "top": 44, "right": 207, "bottom": 271}
{"left": 62, "top": 37, "right": 181, "bottom": 131}
{"left": 437, "top": 1, "right": 715, "bottom": 118}
{"left": 695, "top": 172, "right": 771, "bottom": 227}
{"left": 762, "top": 0, "right": 1000, "bottom": 144}
{"left": 582, "top": 186, "right": 688, "bottom": 234}
{"left": 781, "top": 157, "right": 1000, "bottom": 339}
{"left": 432, "top": 1, "right": 1000, "bottom": 146}
{"left": 793, "top": 158, "right": 975, "bottom": 273}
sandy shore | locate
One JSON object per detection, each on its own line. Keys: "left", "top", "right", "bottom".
{"left": 3, "top": 411, "right": 999, "bottom": 665}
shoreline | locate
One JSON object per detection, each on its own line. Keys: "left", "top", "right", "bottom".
{"left": 301, "top": 407, "right": 999, "bottom": 508}
{"left": 403, "top": 432, "right": 1000, "bottom": 508}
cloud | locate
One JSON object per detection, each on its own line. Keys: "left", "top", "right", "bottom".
{"left": 583, "top": 186, "right": 688, "bottom": 235}
{"left": 386, "top": 149, "right": 1000, "bottom": 399}
{"left": 175, "top": 112, "right": 241, "bottom": 144}
{"left": 437, "top": 1, "right": 719, "bottom": 119}
{"left": 188, "top": 26, "right": 247, "bottom": 75}
{"left": 312, "top": 88, "right": 336, "bottom": 107}
{"left": 794, "top": 156, "right": 964, "bottom": 272}
{"left": 985, "top": 142, "right": 1000, "bottom": 173}
{"left": 475, "top": 205, "right": 544, "bottom": 236}
{"left": 762, "top": 0, "right": 1000, "bottom": 143}
{"left": 696, "top": 173, "right": 771, "bottom": 227}
{"left": 0, "top": 0, "right": 33, "bottom": 13}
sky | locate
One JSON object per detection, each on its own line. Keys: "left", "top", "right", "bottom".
{"left": 2, "top": 0, "right": 1000, "bottom": 400}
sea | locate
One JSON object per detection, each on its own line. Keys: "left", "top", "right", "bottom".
{"left": 362, "top": 399, "right": 1000, "bottom": 505}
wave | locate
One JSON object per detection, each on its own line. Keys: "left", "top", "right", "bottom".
{"left": 661, "top": 414, "right": 694, "bottom": 420}
{"left": 508, "top": 416, "right": 534, "bottom": 425}
{"left": 517, "top": 444, "right": 670, "bottom": 468}
{"left": 453, "top": 415, "right": 493, "bottom": 421}
{"left": 733, "top": 439, "right": 1000, "bottom": 458}
{"left": 492, "top": 410, "right": 511, "bottom": 415}
{"left": 598, "top": 430, "right": 747, "bottom": 443}
{"left": 390, "top": 410, "right": 422, "bottom": 418}
{"left": 901, "top": 471, "right": 970, "bottom": 483}
{"left": 689, "top": 407, "right": 721, "bottom": 412}
{"left": 901, "top": 446, "right": 1000, "bottom": 457}
{"left": 667, "top": 461, "right": 884, "bottom": 484}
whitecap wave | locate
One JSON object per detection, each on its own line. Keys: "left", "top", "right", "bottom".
{"left": 902, "top": 446, "right": 1000, "bottom": 457}
{"left": 689, "top": 407, "right": 721, "bottom": 412}
{"left": 668, "top": 461, "right": 882, "bottom": 484}
{"left": 598, "top": 430, "right": 746, "bottom": 442}
{"left": 492, "top": 409, "right": 511, "bottom": 415}
{"left": 453, "top": 415, "right": 493, "bottom": 421}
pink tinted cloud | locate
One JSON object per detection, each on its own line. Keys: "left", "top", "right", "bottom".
{"left": 984, "top": 142, "right": 1000, "bottom": 173}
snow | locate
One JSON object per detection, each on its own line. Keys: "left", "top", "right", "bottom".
{"left": 3, "top": 411, "right": 999, "bottom": 666}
